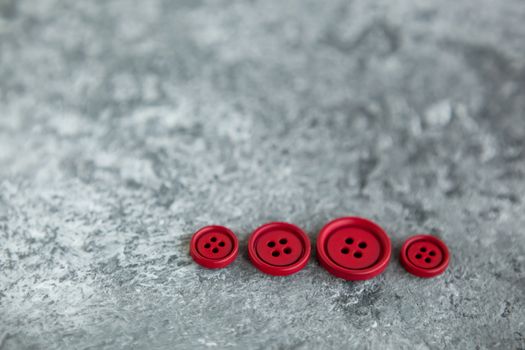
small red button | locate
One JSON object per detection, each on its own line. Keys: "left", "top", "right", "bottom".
{"left": 190, "top": 225, "right": 239, "bottom": 269}
{"left": 248, "top": 222, "right": 311, "bottom": 276}
{"left": 316, "top": 217, "right": 391, "bottom": 280}
{"left": 400, "top": 234, "right": 450, "bottom": 278}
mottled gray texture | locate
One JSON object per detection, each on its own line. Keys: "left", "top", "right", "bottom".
{"left": 1, "top": 0, "right": 524, "bottom": 349}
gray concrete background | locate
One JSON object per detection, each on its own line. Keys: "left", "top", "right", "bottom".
{"left": 1, "top": 0, "right": 524, "bottom": 349}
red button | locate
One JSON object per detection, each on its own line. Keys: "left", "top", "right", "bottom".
{"left": 248, "top": 222, "right": 311, "bottom": 276}
{"left": 316, "top": 217, "right": 391, "bottom": 280}
{"left": 190, "top": 225, "right": 239, "bottom": 269}
{"left": 400, "top": 234, "right": 450, "bottom": 278}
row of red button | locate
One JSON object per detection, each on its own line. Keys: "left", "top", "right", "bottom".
{"left": 189, "top": 217, "right": 450, "bottom": 279}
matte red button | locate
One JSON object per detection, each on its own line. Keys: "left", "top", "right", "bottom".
{"left": 316, "top": 217, "right": 391, "bottom": 280}
{"left": 400, "top": 234, "right": 450, "bottom": 278}
{"left": 190, "top": 225, "right": 239, "bottom": 269}
{"left": 248, "top": 222, "right": 311, "bottom": 276}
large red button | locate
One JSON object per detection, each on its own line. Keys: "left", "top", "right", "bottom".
{"left": 400, "top": 234, "right": 450, "bottom": 278}
{"left": 190, "top": 225, "right": 239, "bottom": 269}
{"left": 316, "top": 217, "right": 391, "bottom": 280}
{"left": 248, "top": 222, "right": 311, "bottom": 276}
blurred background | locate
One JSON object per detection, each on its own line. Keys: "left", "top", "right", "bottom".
{"left": 0, "top": 0, "right": 524, "bottom": 349}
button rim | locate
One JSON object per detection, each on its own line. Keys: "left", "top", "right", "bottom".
{"left": 248, "top": 222, "right": 311, "bottom": 276}
{"left": 190, "top": 225, "right": 239, "bottom": 269}
{"left": 316, "top": 217, "right": 392, "bottom": 280}
{"left": 400, "top": 234, "right": 450, "bottom": 278}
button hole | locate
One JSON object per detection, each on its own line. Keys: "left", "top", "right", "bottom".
{"left": 279, "top": 238, "right": 287, "bottom": 245}
{"left": 341, "top": 248, "right": 349, "bottom": 254}
{"left": 420, "top": 247, "right": 427, "bottom": 252}
{"left": 211, "top": 237, "right": 217, "bottom": 242}
{"left": 272, "top": 251, "right": 280, "bottom": 257}
{"left": 425, "top": 257, "right": 431, "bottom": 263}
{"left": 204, "top": 243, "right": 211, "bottom": 249}
{"left": 218, "top": 241, "right": 225, "bottom": 247}
{"left": 429, "top": 251, "right": 436, "bottom": 256}
{"left": 345, "top": 238, "right": 354, "bottom": 244}
{"left": 354, "top": 251, "right": 362, "bottom": 258}
{"left": 284, "top": 247, "right": 292, "bottom": 254}
{"left": 415, "top": 254, "right": 422, "bottom": 259}
{"left": 212, "top": 248, "right": 219, "bottom": 253}
{"left": 358, "top": 242, "right": 367, "bottom": 249}
{"left": 267, "top": 241, "right": 276, "bottom": 248}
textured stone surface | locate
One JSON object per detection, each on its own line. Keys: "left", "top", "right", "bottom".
{"left": 1, "top": 0, "right": 524, "bottom": 349}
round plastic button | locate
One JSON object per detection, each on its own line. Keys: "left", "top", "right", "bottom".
{"left": 190, "top": 225, "right": 239, "bottom": 269}
{"left": 316, "top": 217, "right": 391, "bottom": 280}
{"left": 248, "top": 222, "right": 311, "bottom": 276}
{"left": 400, "top": 234, "right": 450, "bottom": 278}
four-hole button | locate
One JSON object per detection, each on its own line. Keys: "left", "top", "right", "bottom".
{"left": 400, "top": 234, "right": 450, "bottom": 278}
{"left": 316, "top": 217, "right": 392, "bottom": 280}
{"left": 248, "top": 222, "right": 311, "bottom": 276}
{"left": 190, "top": 225, "right": 239, "bottom": 269}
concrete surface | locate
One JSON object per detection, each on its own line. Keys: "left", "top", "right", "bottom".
{"left": 1, "top": 0, "right": 524, "bottom": 349}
